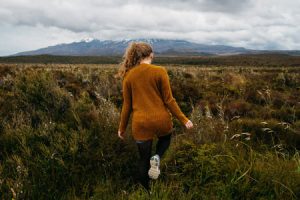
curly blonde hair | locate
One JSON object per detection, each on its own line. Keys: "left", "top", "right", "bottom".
{"left": 114, "top": 41, "right": 153, "bottom": 79}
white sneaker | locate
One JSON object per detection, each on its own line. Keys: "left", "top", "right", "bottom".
{"left": 148, "top": 154, "right": 160, "bottom": 179}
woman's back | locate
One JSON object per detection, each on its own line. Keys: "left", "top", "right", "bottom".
{"left": 126, "top": 63, "right": 166, "bottom": 115}
{"left": 119, "top": 62, "right": 189, "bottom": 140}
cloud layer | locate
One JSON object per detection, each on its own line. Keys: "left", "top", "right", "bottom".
{"left": 0, "top": 0, "right": 299, "bottom": 55}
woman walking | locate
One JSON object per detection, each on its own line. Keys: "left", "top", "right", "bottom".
{"left": 116, "top": 41, "right": 194, "bottom": 190}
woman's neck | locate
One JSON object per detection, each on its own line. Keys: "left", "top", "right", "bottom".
{"left": 140, "top": 58, "right": 152, "bottom": 64}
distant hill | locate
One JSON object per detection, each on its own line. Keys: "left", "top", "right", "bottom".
{"left": 12, "top": 38, "right": 252, "bottom": 56}
{"left": 1, "top": 54, "right": 300, "bottom": 67}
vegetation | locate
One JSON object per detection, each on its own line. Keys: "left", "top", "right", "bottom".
{"left": 0, "top": 63, "right": 299, "bottom": 199}
{"left": 1, "top": 53, "right": 300, "bottom": 67}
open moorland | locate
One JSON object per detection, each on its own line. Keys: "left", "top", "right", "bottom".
{"left": 0, "top": 57, "right": 299, "bottom": 199}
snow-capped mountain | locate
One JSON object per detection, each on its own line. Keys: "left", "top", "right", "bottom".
{"left": 13, "top": 38, "right": 251, "bottom": 56}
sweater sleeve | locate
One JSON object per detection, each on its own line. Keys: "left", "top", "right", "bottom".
{"left": 118, "top": 78, "right": 132, "bottom": 132}
{"left": 159, "top": 67, "right": 189, "bottom": 125}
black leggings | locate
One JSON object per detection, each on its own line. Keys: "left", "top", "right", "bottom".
{"left": 136, "top": 134, "right": 172, "bottom": 190}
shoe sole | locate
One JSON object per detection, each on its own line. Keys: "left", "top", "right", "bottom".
{"left": 148, "top": 157, "right": 160, "bottom": 179}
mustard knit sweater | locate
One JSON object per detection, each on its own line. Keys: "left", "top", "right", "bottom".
{"left": 118, "top": 63, "right": 189, "bottom": 141}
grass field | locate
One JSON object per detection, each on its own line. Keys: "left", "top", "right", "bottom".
{"left": 0, "top": 62, "right": 299, "bottom": 199}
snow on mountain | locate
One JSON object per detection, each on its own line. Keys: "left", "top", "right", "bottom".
{"left": 13, "top": 38, "right": 251, "bottom": 56}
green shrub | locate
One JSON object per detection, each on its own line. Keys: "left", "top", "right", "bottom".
{"left": 164, "top": 138, "right": 300, "bottom": 200}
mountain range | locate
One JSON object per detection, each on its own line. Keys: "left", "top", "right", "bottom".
{"left": 12, "top": 38, "right": 300, "bottom": 56}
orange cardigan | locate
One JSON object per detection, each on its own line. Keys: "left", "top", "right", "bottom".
{"left": 118, "top": 63, "right": 189, "bottom": 141}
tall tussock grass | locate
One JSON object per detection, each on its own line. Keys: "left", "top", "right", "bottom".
{"left": 0, "top": 64, "right": 299, "bottom": 199}
{"left": 0, "top": 68, "right": 137, "bottom": 199}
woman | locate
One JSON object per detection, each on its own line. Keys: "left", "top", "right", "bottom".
{"left": 115, "top": 41, "right": 194, "bottom": 190}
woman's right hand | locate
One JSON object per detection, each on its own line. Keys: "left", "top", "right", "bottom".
{"left": 118, "top": 129, "right": 125, "bottom": 140}
{"left": 185, "top": 120, "right": 194, "bottom": 129}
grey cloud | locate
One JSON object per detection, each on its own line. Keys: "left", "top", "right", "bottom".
{"left": 0, "top": 0, "right": 253, "bottom": 28}
{"left": 135, "top": 0, "right": 253, "bottom": 13}
{"left": 203, "top": 0, "right": 252, "bottom": 12}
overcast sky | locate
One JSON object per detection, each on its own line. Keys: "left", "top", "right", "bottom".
{"left": 0, "top": 0, "right": 299, "bottom": 56}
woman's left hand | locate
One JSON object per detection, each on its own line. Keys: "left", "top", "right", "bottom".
{"left": 118, "top": 130, "right": 125, "bottom": 140}
{"left": 185, "top": 120, "right": 194, "bottom": 129}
